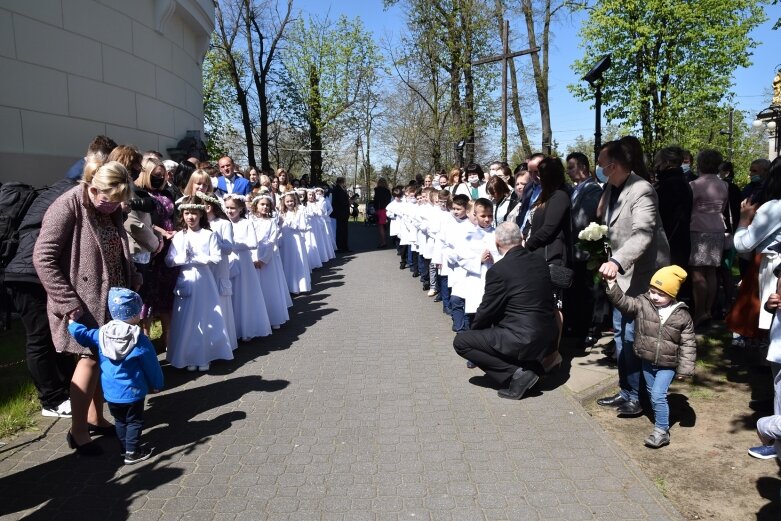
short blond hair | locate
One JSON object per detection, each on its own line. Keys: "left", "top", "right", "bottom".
{"left": 135, "top": 157, "right": 164, "bottom": 191}
{"left": 87, "top": 161, "right": 132, "bottom": 201}
{"left": 184, "top": 169, "right": 213, "bottom": 196}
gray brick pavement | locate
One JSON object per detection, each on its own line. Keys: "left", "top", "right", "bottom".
{"left": 0, "top": 224, "right": 681, "bottom": 520}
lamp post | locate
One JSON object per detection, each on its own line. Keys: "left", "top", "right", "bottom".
{"left": 753, "top": 105, "right": 781, "bottom": 160}
{"left": 582, "top": 55, "right": 612, "bottom": 166}
{"left": 454, "top": 139, "right": 465, "bottom": 168}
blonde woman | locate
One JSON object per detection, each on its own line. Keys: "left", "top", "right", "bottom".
{"left": 35, "top": 161, "right": 141, "bottom": 455}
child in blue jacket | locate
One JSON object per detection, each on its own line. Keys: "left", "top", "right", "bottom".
{"left": 69, "top": 287, "right": 163, "bottom": 464}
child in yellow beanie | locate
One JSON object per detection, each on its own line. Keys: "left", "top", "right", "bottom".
{"left": 604, "top": 265, "right": 697, "bottom": 448}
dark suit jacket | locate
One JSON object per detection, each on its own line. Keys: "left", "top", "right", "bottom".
{"left": 525, "top": 188, "right": 571, "bottom": 267}
{"left": 471, "top": 246, "right": 556, "bottom": 361}
{"left": 514, "top": 181, "right": 538, "bottom": 228}
{"left": 215, "top": 175, "right": 251, "bottom": 196}
{"left": 331, "top": 184, "right": 350, "bottom": 220}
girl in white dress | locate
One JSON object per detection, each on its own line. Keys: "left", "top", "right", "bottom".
{"left": 250, "top": 195, "right": 291, "bottom": 328}
{"left": 297, "top": 188, "right": 323, "bottom": 270}
{"left": 198, "top": 191, "right": 239, "bottom": 350}
{"left": 224, "top": 194, "right": 272, "bottom": 341}
{"left": 314, "top": 187, "right": 337, "bottom": 258}
{"left": 278, "top": 192, "right": 312, "bottom": 294}
{"left": 307, "top": 190, "right": 334, "bottom": 262}
{"left": 166, "top": 198, "right": 233, "bottom": 371}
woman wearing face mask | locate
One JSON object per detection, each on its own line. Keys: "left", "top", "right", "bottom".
{"left": 35, "top": 160, "right": 141, "bottom": 456}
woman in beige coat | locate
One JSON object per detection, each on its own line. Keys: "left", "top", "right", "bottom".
{"left": 34, "top": 160, "right": 140, "bottom": 455}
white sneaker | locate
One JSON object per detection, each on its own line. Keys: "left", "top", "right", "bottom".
{"left": 186, "top": 365, "right": 197, "bottom": 372}
{"left": 198, "top": 364, "right": 210, "bottom": 372}
{"left": 42, "top": 399, "right": 72, "bottom": 418}
{"left": 427, "top": 289, "right": 436, "bottom": 297}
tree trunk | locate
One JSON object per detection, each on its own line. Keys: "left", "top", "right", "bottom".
{"left": 308, "top": 65, "right": 323, "bottom": 185}
{"left": 522, "top": 0, "right": 552, "bottom": 155}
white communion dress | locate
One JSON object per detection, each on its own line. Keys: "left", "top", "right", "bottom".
{"left": 278, "top": 209, "right": 312, "bottom": 294}
{"left": 252, "top": 216, "right": 292, "bottom": 327}
{"left": 229, "top": 217, "right": 272, "bottom": 340}
{"left": 208, "top": 217, "right": 239, "bottom": 350}
{"left": 165, "top": 228, "right": 234, "bottom": 368}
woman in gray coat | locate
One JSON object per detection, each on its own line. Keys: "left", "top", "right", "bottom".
{"left": 34, "top": 160, "right": 140, "bottom": 455}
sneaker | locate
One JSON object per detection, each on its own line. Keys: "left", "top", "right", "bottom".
{"left": 644, "top": 429, "right": 670, "bottom": 449}
{"left": 748, "top": 444, "right": 777, "bottom": 460}
{"left": 42, "top": 399, "right": 72, "bottom": 418}
{"left": 198, "top": 364, "right": 210, "bottom": 372}
{"left": 427, "top": 288, "right": 436, "bottom": 297}
{"left": 466, "top": 360, "right": 477, "bottom": 369}
{"left": 186, "top": 365, "right": 197, "bottom": 372}
{"left": 124, "top": 447, "right": 153, "bottom": 465}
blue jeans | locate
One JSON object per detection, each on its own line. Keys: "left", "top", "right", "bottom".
{"left": 450, "top": 296, "right": 470, "bottom": 332}
{"left": 439, "top": 275, "right": 451, "bottom": 313}
{"left": 108, "top": 399, "right": 145, "bottom": 454}
{"left": 613, "top": 307, "right": 641, "bottom": 402}
{"left": 419, "top": 256, "right": 430, "bottom": 287}
{"left": 642, "top": 361, "right": 676, "bottom": 431}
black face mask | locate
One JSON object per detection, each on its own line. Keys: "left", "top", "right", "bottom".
{"left": 150, "top": 176, "right": 165, "bottom": 189}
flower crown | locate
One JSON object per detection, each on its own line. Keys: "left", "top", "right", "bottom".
{"left": 179, "top": 203, "right": 206, "bottom": 211}
{"left": 195, "top": 191, "right": 221, "bottom": 205}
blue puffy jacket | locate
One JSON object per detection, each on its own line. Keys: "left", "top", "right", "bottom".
{"left": 68, "top": 321, "right": 164, "bottom": 404}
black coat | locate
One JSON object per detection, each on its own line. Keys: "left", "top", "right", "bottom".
{"left": 655, "top": 167, "right": 692, "bottom": 268}
{"left": 525, "top": 189, "right": 571, "bottom": 267}
{"left": 5, "top": 179, "right": 77, "bottom": 284}
{"left": 471, "top": 245, "right": 556, "bottom": 362}
{"left": 330, "top": 184, "right": 350, "bottom": 220}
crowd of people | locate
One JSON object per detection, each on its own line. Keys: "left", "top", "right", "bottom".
{"left": 376, "top": 140, "right": 781, "bottom": 454}
{"left": 4, "top": 135, "right": 350, "bottom": 461}
{"left": 5, "top": 131, "right": 781, "bottom": 463}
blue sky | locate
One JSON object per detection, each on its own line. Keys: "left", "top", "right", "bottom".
{"left": 293, "top": 0, "right": 780, "bottom": 160}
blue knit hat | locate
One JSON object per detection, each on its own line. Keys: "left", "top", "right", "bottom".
{"left": 108, "top": 287, "right": 142, "bottom": 321}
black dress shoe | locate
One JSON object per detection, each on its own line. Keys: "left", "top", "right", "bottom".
{"left": 596, "top": 393, "right": 627, "bottom": 407}
{"left": 616, "top": 400, "right": 643, "bottom": 416}
{"left": 67, "top": 431, "right": 103, "bottom": 456}
{"left": 412, "top": 272, "right": 420, "bottom": 278}
{"left": 88, "top": 423, "right": 117, "bottom": 437}
{"left": 497, "top": 370, "right": 539, "bottom": 400}
{"left": 433, "top": 295, "right": 442, "bottom": 302}
{"left": 399, "top": 264, "right": 407, "bottom": 270}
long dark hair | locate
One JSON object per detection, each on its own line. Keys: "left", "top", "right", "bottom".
{"left": 174, "top": 160, "right": 196, "bottom": 190}
{"left": 760, "top": 156, "right": 781, "bottom": 203}
{"left": 176, "top": 195, "right": 210, "bottom": 231}
{"left": 534, "top": 157, "right": 566, "bottom": 207}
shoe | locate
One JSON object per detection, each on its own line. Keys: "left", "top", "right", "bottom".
{"left": 198, "top": 364, "right": 210, "bottom": 372}
{"left": 272, "top": 325, "right": 281, "bottom": 330}
{"left": 582, "top": 336, "right": 598, "bottom": 348}
{"left": 88, "top": 423, "right": 117, "bottom": 437}
{"left": 422, "top": 284, "right": 430, "bottom": 291}
{"left": 412, "top": 272, "right": 420, "bottom": 278}
{"left": 748, "top": 444, "right": 777, "bottom": 459}
{"left": 433, "top": 295, "right": 442, "bottom": 302}
{"left": 66, "top": 431, "right": 103, "bottom": 456}
{"left": 498, "top": 370, "right": 539, "bottom": 400}
{"left": 596, "top": 393, "right": 627, "bottom": 407}
{"left": 399, "top": 264, "right": 407, "bottom": 270}
{"left": 124, "top": 447, "right": 153, "bottom": 465}
{"left": 187, "top": 365, "right": 197, "bottom": 372}
{"left": 42, "top": 399, "right": 72, "bottom": 418}
{"left": 466, "top": 360, "right": 477, "bottom": 369}
{"left": 616, "top": 400, "right": 643, "bottom": 416}
{"left": 644, "top": 429, "right": 670, "bottom": 449}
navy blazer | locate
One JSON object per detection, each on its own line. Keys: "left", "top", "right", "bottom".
{"left": 215, "top": 175, "right": 251, "bottom": 196}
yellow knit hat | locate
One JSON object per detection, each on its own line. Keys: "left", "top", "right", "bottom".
{"left": 649, "top": 265, "right": 687, "bottom": 298}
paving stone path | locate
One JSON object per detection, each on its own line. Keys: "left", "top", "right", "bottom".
{"left": 0, "top": 224, "right": 681, "bottom": 520}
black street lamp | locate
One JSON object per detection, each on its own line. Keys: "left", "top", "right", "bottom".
{"left": 582, "top": 55, "right": 611, "bottom": 166}
{"left": 753, "top": 105, "right": 781, "bottom": 159}
{"left": 454, "top": 139, "right": 465, "bottom": 168}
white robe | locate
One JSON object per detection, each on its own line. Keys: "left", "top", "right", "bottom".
{"left": 165, "top": 228, "right": 234, "bottom": 368}
{"left": 208, "top": 218, "right": 239, "bottom": 350}
{"left": 252, "top": 216, "right": 291, "bottom": 327}
{"left": 230, "top": 218, "right": 272, "bottom": 340}
{"left": 279, "top": 209, "right": 312, "bottom": 294}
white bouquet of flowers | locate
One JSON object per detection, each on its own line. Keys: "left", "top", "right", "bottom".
{"left": 576, "top": 222, "right": 610, "bottom": 273}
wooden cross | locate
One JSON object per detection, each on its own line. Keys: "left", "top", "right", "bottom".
{"left": 472, "top": 20, "right": 539, "bottom": 163}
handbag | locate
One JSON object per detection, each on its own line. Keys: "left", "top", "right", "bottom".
{"left": 546, "top": 245, "right": 573, "bottom": 289}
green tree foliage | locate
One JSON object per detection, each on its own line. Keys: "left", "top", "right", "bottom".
{"left": 282, "top": 15, "right": 382, "bottom": 184}
{"left": 570, "top": 0, "right": 766, "bottom": 153}
{"left": 203, "top": 33, "right": 243, "bottom": 159}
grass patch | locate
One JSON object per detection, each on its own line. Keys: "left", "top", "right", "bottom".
{"left": 0, "top": 319, "right": 38, "bottom": 438}
{"left": 654, "top": 476, "right": 668, "bottom": 496}
{"left": 688, "top": 387, "right": 715, "bottom": 400}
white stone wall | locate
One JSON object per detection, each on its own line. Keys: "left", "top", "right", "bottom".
{"left": 0, "top": 0, "right": 214, "bottom": 186}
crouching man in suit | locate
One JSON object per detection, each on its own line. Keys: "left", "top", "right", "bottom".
{"left": 453, "top": 221, "right": 557, "bottom": 400}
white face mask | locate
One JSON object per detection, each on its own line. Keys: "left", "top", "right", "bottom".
{"left": 681, "top": 164, "right": 691, "bottom": 173}
{"left": 468, "top": 176, "right": 479, "bottom": 185}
